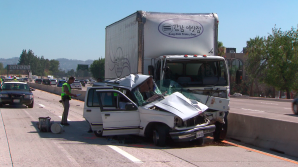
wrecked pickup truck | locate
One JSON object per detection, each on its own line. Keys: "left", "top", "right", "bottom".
{"left": 83, "top": 74, "right": 215, "bottom": 146}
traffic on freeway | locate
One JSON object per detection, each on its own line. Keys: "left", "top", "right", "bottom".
{"left": 0, "top": 89, "right": 297, "bottom": 167}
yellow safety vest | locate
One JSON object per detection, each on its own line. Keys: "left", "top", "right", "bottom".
{"left": 61, "top": 83, "right": 71, "bottom": 100}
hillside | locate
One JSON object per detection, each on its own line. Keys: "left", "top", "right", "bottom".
{"left": 0, "top": 57, "right": 95, "bottom": 71}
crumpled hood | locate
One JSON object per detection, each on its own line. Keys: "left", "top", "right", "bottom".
{"left": 154, "top": 92, "right": 208, "bottom": 121}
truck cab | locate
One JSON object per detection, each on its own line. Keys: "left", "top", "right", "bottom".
{"left": 149, "top": 55, "right": 230, "bottom": 141}
{"left": 83, "top": 74, "right": 215, "bottom": 146}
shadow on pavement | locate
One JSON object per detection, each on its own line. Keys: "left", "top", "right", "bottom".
{"left": 0, "top": 104, "right": 28, "bottom": 109}
{"left": 28, "top": 120, "right": 298, "bottom": 162}
{"left": 284, "top": 114, "right": 298, "bottom": 117}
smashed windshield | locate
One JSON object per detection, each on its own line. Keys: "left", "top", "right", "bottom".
{"left": 155, "top": 79, "right": 196, "bottom": 99}
{"left": 131, "top": 77, "right": 162, "bottom": 106}
{"left": 162, "top": 60, "right": 228, "bottom": 87}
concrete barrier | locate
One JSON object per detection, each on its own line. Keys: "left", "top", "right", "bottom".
{"left": 28, "top": 83, "right": 86, "bottom": 101}
{"left": 227, "top": 113, "right": 298, "bottom": 157}
{"left": 28, "top": 82, "right": 298, "bottom": 157}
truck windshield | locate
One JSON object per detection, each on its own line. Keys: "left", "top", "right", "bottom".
{"left": 163, "top": 60, "right": 228, "bottom": 87}
{"left": 131, "top": 77, "right": 163, "bottom": 106}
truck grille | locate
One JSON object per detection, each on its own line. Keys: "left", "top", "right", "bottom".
{"left": 175, "top": 114, "right": 207, "bottom": 127}
{"left": 11, "top": 94, "right": 23, "bottom": 98}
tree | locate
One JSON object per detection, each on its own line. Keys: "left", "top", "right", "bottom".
{"left": 18, "top": 49, "right": 62, "bottom": 77}
{"left": 90, "top": 58, "right": 105, "bottom": 80}
{"left": 218, "top": 41, "right": 226, "bottom": 56}
{"left": 245, "top": 36, "right": 267, "bottom": 96}
{"left": 263, "top": 27, "right": 298, "bottom": 98}
{"left": 245, "top": 26, "right": 298, "bottom": 99}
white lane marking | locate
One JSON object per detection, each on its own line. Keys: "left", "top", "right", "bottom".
{"left": 53, "top": 141, "right": 80, "bottom": 167}
{"left": 58, "top": 116, "right": 71, "bottom": 121}
{"left": 260, "top": 102, "right": 278, "bottom": 105}
{"left": 39, "top": 104, "right": 46, "bottom": 108}
{"left": 108, "top": 145, "right": 142, "bottom": 163}
{"left": 241, "top": 108, "right": 264, "bottom": 112}
{"left": 23, "top": 109, "right": 35, "bottom": 120}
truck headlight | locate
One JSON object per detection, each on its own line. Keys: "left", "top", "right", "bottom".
{"left": 0, "top": 94, "right": 9, "bottom": 98}
{"left": 24, "top": 95, "right": 33, "bottom": 99}
{"left": 219, "top": 91, "right": 227, "bottom": 98}
{"left": 174, "top": 116, "right": 184, "bottom": 127}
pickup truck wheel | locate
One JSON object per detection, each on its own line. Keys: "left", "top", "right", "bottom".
{"left": 293, "top": 102, "right": 298, "bottom": 115}
{"left": 153, "top": 126, "right": 167, "bottom": 147}
{"left": 213, "top": 117, "right": 228, "bottom": 142}
{"left": 94, "top": 130, "right": 103, "bottom": 137}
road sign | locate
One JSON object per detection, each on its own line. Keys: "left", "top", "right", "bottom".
{"left": 7, "top": 65, "right": 31, "bottom": 70}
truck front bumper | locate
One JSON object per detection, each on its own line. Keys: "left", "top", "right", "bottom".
{"left": 169, "top": 124, "right": 216, "bottom": 142}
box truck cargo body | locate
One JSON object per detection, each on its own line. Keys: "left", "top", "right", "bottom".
{"left": 105, "top": 11, "right": 229, "bottom": 141}
{"left": 106, "top": 11, "right": 218, "bottom": 78}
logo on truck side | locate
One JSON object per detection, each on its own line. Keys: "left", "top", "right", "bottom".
{"left": 158, "top": 19, "right": 204, "bottom": 39}
{"left": 109, "top": 47, "right": 131, "bottom": 78}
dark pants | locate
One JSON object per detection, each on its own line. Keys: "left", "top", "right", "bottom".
{"left": 61, "top": 99, "right": 70, "bottom": 124}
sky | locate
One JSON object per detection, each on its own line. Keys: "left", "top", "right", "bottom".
{"left": 0, "top": 0, "right": 297, "bottom": 61}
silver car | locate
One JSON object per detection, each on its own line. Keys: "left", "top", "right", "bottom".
{"left": 71, "top": 81, "right": 82, "bottom": 90}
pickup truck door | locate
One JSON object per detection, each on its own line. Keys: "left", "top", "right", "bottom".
{"left": 83, "top": 87, "right": 104, "bottom": 133}
{"left": 96, "top": 89, "right": 140, "bottom": 136}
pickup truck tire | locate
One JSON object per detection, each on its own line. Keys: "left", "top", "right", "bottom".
{"left": 153, "top": 125, "right": 167, "bottom": 147}
{"left": 213, "top": 116, "right": 228, "bottom": 142}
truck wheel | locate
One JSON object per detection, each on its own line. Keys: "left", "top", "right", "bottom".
{"left": 213, "top": 117, "right": 228, "bottom": 142}
{"left": 293, "top": 102, "right": 298, "bottom": 115}
{"left": 28, "top": 101, "right": 34, "bottom": 108}
{"left": 152, "top": 125, "right": 168, "bottom": 147}
{"left": 94, "top": 130, "right": 103, "bottom": 137}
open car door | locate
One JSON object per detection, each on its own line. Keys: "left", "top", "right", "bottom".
{"left": 96, "top": 89, "right": 140, "bottom": 136}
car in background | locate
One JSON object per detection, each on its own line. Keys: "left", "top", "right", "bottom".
{"left": 57, "top": 80, "right": 66, "bottom": 87}
{"left": 35, "top": 79, "right": 42, "bottom": 84}
{"left": 50, "top": 79, "right": 57, "bottom": 85}
{"left": 0, "top": 82, "right": 34, "bottom": 108}
{"left": 71, "top": 81, "right": 82, "bottom": 90}
{"left": 4, "top": 78, "right": 14, "bottom": 82}
{"left": 79, "top": 80, "right": 86, "bottom": 86}
{"left": 42, "top": 79, "right": 51, "bottom": 85}
{"left": 292, "top": 98, "right": 298, "bottom": 115}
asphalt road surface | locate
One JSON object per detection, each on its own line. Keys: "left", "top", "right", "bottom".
{"left": 230, "top": 97, "right": 298, "bottom": 123}
{"left": 1, "top": 89, "right": 298, "bottom": 167}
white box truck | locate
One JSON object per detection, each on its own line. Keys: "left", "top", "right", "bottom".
{"left": 105, "top": 11, "right": 230, "bottom": 141}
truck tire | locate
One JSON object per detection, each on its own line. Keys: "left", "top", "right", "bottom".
{"left": 213, "top": 117, "right": 228, "bottom": 142}
{"left": 292, "top": 102, "right": 298, "bottom": 115}
{"left": 152, "top": 125, "right": 168, "bottom": 147}
{"left": 94, "top": 130, "right": 103, "bottom": 137}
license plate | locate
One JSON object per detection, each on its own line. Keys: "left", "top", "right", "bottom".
{"left": 13, "top": 99, "right": 20, "bottom": 103}
{"left": 196, "top": 131, "right": 204, "bottom": 138}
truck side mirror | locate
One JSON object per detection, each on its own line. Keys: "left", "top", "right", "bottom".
{"left": 236, "top": 70, "right": 243, "bottom": 84}
{"left": 148, "top": 65, "right": 154, "bottom": 78}
{"left": 125, "top": 103, "right": 137, "bottom": 110}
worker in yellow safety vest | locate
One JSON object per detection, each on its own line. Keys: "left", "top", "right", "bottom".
{"left": 13, "top": 76, "right": 18, "bottom": 81}
{"left": 60, "top": 76, "right": 77, "bottom": 126}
